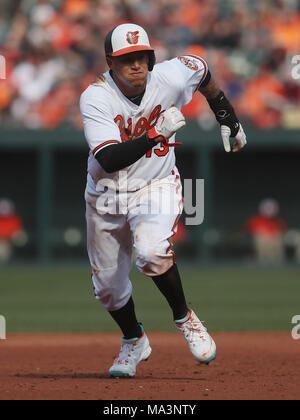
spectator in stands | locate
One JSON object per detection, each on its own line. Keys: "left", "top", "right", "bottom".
{"left": 245, "top": 198, "right": 287, "bottom": 264}
{"left": 0, "top": 198, "right": 23, "bottom": 262}
{"left": 0, "top": 0, "right": 299, "bottom": 130}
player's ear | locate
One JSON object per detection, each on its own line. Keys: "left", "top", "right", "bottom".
{"left": 106, "top": 56, "right": 113, "bottom": 68}
{"left": 145, "top": 52, "right": 150, "bottom": 65}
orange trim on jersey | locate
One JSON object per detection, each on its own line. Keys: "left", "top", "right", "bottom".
{"left": 167, "top": 197, "right": 184, "bottom": 264}
{"left": 166, "top": 172, "right": 184, "bottom": 263}
{"left": 92, "top": 140, "right": 120, "bottom": 155}
{"left": 175, "top": 175, "right": 180, "bottom": 195}
{"left": 186, "top": 54, "right": 208, "bottom": 90}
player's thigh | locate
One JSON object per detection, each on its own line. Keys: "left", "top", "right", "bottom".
{"left": 86, "top": 200, "right": 133, "bottom": 271}
{"left": 128, "top": 176, "right": 183, "bottom": 256}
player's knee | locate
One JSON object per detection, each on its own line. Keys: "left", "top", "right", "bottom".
{"left": 91, "top": 271, "right": 132, "bottom": 311}
{"left": 93, "top": 287, "right": 130, "bottom": 311}
{"left": 135, "top": 242, "right": 173, "bottom": 277}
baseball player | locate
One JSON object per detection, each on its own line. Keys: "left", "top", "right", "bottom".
{"left": 80, "top": 23, "right": 246, "bottom": 377}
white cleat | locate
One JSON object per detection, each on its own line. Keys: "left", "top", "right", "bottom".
{"left": 109, "top": 328, "right": 152, "bottom": 378}
{"left": 175, "top": 309, "right": 216, "bottom": 364}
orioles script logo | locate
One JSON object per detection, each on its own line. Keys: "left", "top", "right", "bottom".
{"left": 126, "top": 31, "right": 139, "bottom": 45}
{"left": 113, "top": 105, "right": 170, "bottom": 158}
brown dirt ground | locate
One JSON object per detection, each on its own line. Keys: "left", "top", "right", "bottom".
{"left": 0, "top": 331, "right": 299, "bottom": 400}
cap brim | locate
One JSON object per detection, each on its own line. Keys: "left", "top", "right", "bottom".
{"left": 111, "top": 45, "right": 154, "bottom": 56}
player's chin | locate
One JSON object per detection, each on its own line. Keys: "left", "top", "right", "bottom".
{"left": 130, "top": 79, "right": 145, "bottom": 88}
{"left": 129, "top": 75, "right": 147, "bottom": 87}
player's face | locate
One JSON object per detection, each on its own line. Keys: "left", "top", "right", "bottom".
{"left": 107, "top": 51, "right": 149, "bottom": 95}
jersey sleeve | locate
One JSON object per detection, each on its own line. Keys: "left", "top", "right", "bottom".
{"left": 169, "top": 55, "right": 209, "bottom": 107}
{"left": 80, "top": 88, "right": 121, "bottom": 157}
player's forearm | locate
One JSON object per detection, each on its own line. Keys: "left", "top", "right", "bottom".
{"left": 199, "top": 77, "right": 240, "bottom": 137}
{"left": 95, "top": 134, "right": 157, "bottom": 173}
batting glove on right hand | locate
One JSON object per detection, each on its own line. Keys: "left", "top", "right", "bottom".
{"left": 148, "top": 106, "right": 186, "bottom": 144}
{"left": 221, "top": 123, "right": 247, "bottom": 153}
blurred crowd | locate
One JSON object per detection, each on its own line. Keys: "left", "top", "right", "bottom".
{"left": 0, "top": 0, "right": 300, "bottom": 130}
{"left": 0, "top": 198, "right": 24, "bottom": 262}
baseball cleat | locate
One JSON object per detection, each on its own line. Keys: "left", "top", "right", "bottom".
{"left": 109, "top": 326, "right": 152, "bottom": 378}
{"left": 175, "top": 309, "right": 216, "bottom": 364}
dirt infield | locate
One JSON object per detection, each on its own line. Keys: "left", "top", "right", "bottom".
{"left": 0, "top": 331, "right": 299, "bottom": 400}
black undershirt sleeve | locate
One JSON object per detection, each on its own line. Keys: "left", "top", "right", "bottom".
{"left": 95, "top": 134, "right": 157, "bottom": 173}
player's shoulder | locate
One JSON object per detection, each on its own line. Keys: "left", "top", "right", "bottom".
{"left": 176, "top": 54, "right": 208, "bottom": 72}
{"left": 160, "top": 55, "right": 207, "bottom": 72}
{"left": 151, "top": 58, "right": 183, "bottom": 87}
{"left": 80, "top": 74, "right": 113, "bottom": 109}
{"left": 152, "top": 55, "right": 207, "bottom": 81}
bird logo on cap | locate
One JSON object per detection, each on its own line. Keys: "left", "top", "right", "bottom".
{"left": 126, "top": 31, "right": 139, "bottom": 45}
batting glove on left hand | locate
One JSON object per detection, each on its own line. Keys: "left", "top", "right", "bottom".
{"left": 221, "top": 123, "right": 247, "bottom": 153}
{"left": 148, "top": 106, "right": 186, "bottom": 144}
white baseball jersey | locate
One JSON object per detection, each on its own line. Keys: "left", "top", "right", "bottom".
{"left": 80, "top": 55, "right": 208, "bottom": 192}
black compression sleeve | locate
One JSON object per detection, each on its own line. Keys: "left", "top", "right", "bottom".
{"left": 95, "top": 134, "right": 157, "bottom": 173}
{"left": 207, "top": 91, "right": 239, "bottom": 137}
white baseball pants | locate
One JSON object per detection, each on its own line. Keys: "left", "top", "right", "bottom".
{"left": 85, "top": 169, "right": 183, "bottom": 311}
